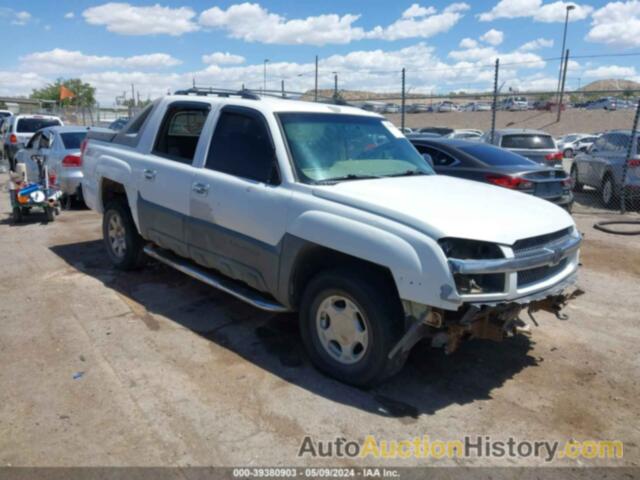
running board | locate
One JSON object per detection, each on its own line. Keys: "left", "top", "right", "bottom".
{"left": 143, "top": 245, "right": 289, "bottom": 313}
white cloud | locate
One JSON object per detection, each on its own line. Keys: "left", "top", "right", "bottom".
{"left": 459, "top": 37, "right": 478, "bottom": 48}
{"left": 0, "top": 71, "right": 48, "bottom": 96}
{"left": 480, "top": 28, "right": 504, "bottom": 45}
{"left": 479, "top": 0, "right": 593, "bottom": 22}
{"left": 199, "top": 3, "right": 366, "bottom": 45}
{"left": 519, "top": 37, "right": 554, "bottom": 50}
{"left": 202, "top": 52, "right": 246, "bottom": 65}
{"left": 199, "top": 2, "right": 469, "bottom": 45}
{"left": 83, "top": 2, "right": 199, "bottom": 36}
{"left": 64, "top": 12, "right": 74, "bottom": 19}
{"left": 367, "top": 3, "right": 470, "bottom": 41}
{"left": 2, "top": 8, "right": 33, "bottom": 26}
{"left": 402, "top": 4, "right": 437, "bottom": 18}
{"left": 587, "top": 1, "right": 640, "bottom": 47}
{"left": 20, "top": 49, "right": 181, "bottom": 74}
{"left": 584, "top": 65, "right": 637, "bottom": 78}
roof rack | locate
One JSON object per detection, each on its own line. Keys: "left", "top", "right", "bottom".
{"left": 173, "top": 87, "right": 261, "bottom": 100}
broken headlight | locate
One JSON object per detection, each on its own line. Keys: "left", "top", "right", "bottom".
{"left": 438, "top": 238, "right": 505, "bottom": 294}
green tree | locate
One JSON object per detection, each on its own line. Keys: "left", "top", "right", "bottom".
{"left": 0, "top": 101, "right": 7, "bottom": 109}
{"left": 30, "top": 78, "right": 96, "bottom": 106}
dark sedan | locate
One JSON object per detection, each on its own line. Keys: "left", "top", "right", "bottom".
{"left": 410, "top": 138, "right": 574, "bottom": 210}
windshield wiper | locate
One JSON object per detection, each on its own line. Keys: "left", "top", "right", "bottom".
{"left": 387, "top": 169, "right": 429, "bottom": 177}
{"left": 315, "top": 173, "right": 383, "bottom": 184}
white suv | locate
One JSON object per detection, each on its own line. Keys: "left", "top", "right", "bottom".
{"left": 82, "top": 89, "right": 581, "bottom": 386}
{"left": 3, "top": 114, "right": 63, "bottom": 169}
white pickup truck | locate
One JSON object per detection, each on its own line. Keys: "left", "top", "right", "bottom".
{"left": 82, "top": 89, "right": 582, "bottom": 386}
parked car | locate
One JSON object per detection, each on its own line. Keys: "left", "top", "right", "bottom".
{"left": 418, "top": 127, "right": 454, "bottom": 136}
{"left": 108, "top": 117, "right": 130, "bottom": 131}
{"left": 557, "top": 134, "right": 599, "bottom": 158}
{"left": 407, "top": 104, "right": 431, "bottom": 113}
{"left": 586, "top": 97, "right": 617, "bottom": 110}
{"left": 0, "top": 114, "right": 13, "bottom": 162}
{"left": 501, "top": 96, "right": 528, "bottom": 111}
{"left": 434, "top": 101, "right": 458, "bottom": 112}
{"left": 445, "top": 129, "right": 484, "bottom": 141}
{"left": 14, "top": 126, "right": 99, "bottom": 202}
{"left": 571, "top": 131, "right": 640, "bottom": 208}
{"left": 383, "top": 103, "right": 400, "bottom": 114}
{"left": 410, "top": 138, "right": 573, "bottom": 210}
{"left": 483, "top": 129, "right": 563, "bottom": 166}
{"left": 462, "top": 102, "right": 491, "bottom": 112}
{"left": 2, "top": 114, "right": 63, "bottom": 170}
{"left": 82, "top": 90, "right": 581, "bottom": 386}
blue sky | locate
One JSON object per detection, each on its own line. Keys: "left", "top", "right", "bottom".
{"left": 1, "top": 1, "right": 639, "bottom": 103}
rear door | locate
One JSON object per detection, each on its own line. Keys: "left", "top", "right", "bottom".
{"left": 187, "top": 106, "right": 289, "bottom": 295}
{"left": 136, "top": 101, "right": 211, "bottom": 258}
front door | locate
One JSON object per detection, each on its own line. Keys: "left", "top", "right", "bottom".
{"left": 187, "top": 106, "right": 289, "bottom": 295}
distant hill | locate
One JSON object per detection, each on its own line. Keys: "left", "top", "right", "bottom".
{"left": 580, "top": 79, "right": 640, "bottom": 92}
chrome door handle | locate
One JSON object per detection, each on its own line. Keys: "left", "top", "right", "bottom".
{"left": 192, "top": 182, "right": 210, "bottom": 195}
{"left": 143, "top": 169, "right": 156, "bottom": 180}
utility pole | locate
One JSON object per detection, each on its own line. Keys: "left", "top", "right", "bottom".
{"left": 401, "top": 68, "right": 406, "bottom": 131}
{"left": 334, "top": 73, "right": 338, "bottom": 97}
{"left": 555, "top": 5, "right": 575, "bottom": 102}
{"left": 314, "top": 55, "right": 319, "bottom": 102}
{"left": 490, "top": 58, "right": 500, "bottom": 144}
{"left": 557, "top": 49, "right": 569, "bottom": 122}
{"left": 281, "top": 79, "right": 285, "bottom": 98}
{"left": 131, "top": 84, "right": 135, "bottom": 107}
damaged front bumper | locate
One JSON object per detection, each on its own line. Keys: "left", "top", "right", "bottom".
{"left": 391, "top": 273, "right": 583, "bottom": 359}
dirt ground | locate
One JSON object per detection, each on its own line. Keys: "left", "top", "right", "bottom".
{"left": 386, "top": 109, "right": 636, "bottom": 136}
{"left": 0, "top": 172, "right": 639, "bottom": 471}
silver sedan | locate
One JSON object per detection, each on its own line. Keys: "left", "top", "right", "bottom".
{"left": 15, "top": 126, "right": 91, "bottom": 201}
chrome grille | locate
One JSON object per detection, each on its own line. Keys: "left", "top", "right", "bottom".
{"left": 513, "top": 227, "right": 573, "bottom": 257}
{"left": 518, "top": 258, "right": 568, "bottom": 287}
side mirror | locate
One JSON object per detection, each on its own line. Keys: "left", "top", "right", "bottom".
{"left": 422, "top": 153, "right": 434, "bottom": 168}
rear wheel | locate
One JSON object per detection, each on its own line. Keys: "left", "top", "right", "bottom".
{"left": 601, "top": 174, "right": 619, "bottom": 209}
{"left": 563, "top": 148, "right": 574, "bottom": 158}
{"left": 299, "top": 268, "right": 405, "bottom": 387}
{"left": 103, "top": 199, "right": 145, "bottom": 270}
{"left": 11, "top": 206, "right": 22, "bottom": 224}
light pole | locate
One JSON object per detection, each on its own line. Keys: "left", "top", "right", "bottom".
{"left": 263, "top": 59, "right": 269, "bottom": 93}
{"left": 556, "top": 5, "right": 575, "bottom": 102}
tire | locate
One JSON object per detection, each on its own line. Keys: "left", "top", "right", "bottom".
{"left": 102, "top": 198, "right": 145, "bottom": 270}
{"left": 12, "top": 207, "right": 22, "bottom": 224}
{"left": 600, "top": 174, "right": 619, "bottom": 209}
{"left": 570, "top": 165, "right": 583, "bottom": 192}
{"left": 44, "top": 206, "right": 55, "bottom": 223}
{"left": 299, "top": 267, "right": 405, "bottom": 387}
{"left": 563, "top": 148, "right": 574, "bottom": 158}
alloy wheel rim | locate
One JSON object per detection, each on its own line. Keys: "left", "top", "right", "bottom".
{"left": 603, "top": 179, "right": 613, "bottom": 204}
{"left": 107, "top": 212, "right": 127, "bottom": 258}
{"left": 315, "top": 295, "right": 369, "bottom": 365}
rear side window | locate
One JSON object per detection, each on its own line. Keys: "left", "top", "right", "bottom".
{"left": 501, "top": 134, "right": 555, "bottom": 149}
{"left": 153, "top": 102, "right": 210, "bottom": 163}
{"left": 124, "top": 104, "right": 153, "bottom": 135}
{"left": 414, "top": 145, "right": 457, "bottom": 166}
{"left": 16, "top": 118, "right": 61, "bottom": 133}
{"left": 205, "top": 109, "right": 276, "bottom": 183}
{"left": 60, "top": 132, "right": 87, "bottom": 150}
{"left": 459, "top": 144, "right": 536, "bottom": 166}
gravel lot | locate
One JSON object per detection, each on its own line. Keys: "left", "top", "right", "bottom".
{"left": 1, "top": 172, "right": 639, "bottom": 470}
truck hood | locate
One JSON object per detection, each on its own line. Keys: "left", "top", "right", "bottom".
{"left": 312, "top": 175, "right": 574, "bottom": 245}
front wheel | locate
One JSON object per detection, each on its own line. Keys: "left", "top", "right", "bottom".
{"left": 570, "top": 165, "right": 583, "bottom": 192}
{"left": 299, "top": 268, "right": 405, "bottom": 387}
{"left": 103, "top": 199, "right": 145, "bottom": 270}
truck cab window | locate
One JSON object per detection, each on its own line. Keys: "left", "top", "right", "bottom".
{"left": 154, "top": 103, "right": 209, "bottom": 164}
{"left": 205, "top": 110, "right": 277, "bottom": 183}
